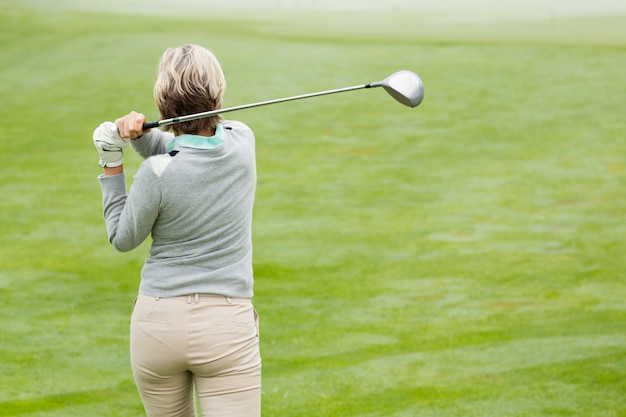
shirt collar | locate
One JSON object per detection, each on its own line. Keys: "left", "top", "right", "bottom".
{"left": 166, "top": 124, "right": 225, "bottom": 153}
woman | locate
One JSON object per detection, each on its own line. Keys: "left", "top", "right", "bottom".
{"left": 93, "top": 44, "right": 260, "bottom": 417}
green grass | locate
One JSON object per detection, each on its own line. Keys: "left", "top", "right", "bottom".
{"left": 1, "top": 2, "right": 625, "bottom": 416}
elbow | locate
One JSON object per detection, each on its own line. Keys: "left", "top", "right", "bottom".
{"left": 112, "top": 243, "right": 134, "bottom": 253}
{"left": 109, "top": 236, "right": 135, "bottom": 253}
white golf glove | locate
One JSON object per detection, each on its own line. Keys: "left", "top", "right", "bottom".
{"left": 93, "top": 121, "right": 130, "bottom": 168}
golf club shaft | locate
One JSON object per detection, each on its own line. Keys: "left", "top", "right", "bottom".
{"left": 143, "top": 83, "right": 374, "bottom": 130}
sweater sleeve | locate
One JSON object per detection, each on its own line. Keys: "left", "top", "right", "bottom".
{"left": 130, "top": 129, "right": 175, "bottom": 159}
{"left": 98, "top": 164, "right": 161, "bottom": 252}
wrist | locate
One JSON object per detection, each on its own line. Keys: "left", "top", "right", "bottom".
{"left": 103, "top": 165, "right": 123, "bottom": 176}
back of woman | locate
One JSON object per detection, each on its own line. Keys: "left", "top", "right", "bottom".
{"left": 93, "top": 44, "right": 261, "bottom": 417}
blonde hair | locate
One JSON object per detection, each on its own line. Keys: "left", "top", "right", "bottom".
{"left": 153, "top": 44, "right": 226, "bottom": 135}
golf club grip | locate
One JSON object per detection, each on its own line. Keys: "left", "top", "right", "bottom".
{"left": 142, "top": 121, "right": 160, "bottom": 130}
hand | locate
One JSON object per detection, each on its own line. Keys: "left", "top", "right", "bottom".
{"left": 115, "top": 111, "right": 150, "bottom": 140}
{"left": 93, "top": 121, "right": 130, "bottom": 168}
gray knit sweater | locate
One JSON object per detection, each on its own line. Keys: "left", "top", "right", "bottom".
{"left": 98, "top": 120, "right": 256, "bottom": 298}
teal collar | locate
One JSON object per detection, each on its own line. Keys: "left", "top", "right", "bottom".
{"left": 166, "top": 124, "right": 225, "bottom": 153}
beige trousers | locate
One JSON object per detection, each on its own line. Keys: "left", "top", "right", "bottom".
{"left": 130, "top": 294, "right": 261, "bottom": 417}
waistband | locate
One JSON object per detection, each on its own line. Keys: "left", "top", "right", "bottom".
{"left": 137, "top": 293, "right": 251, "bottom": 305}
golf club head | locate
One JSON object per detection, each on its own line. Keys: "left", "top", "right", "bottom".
{"left": 372, "top": 70, "right": 424, "bottom": 108}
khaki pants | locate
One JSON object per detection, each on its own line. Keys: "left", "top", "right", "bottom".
{"left": 130, "top": 294, "right": 261, "bottom": 417}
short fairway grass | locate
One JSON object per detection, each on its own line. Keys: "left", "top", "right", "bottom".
{"left": 1, "top": 1, "right": 625, "bottom": 416}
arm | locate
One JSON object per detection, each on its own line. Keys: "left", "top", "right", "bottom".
{"left": 130, "top": 129, "right": 175, "bottom": 159}
{"left": 93, "top": 119, "right": 159, "bottom": 251}
{"left": 98, "top": 163, "right": 160, "bottom": 252}
{"left": 116, "top": 111, "right": 174, "bottom": 159}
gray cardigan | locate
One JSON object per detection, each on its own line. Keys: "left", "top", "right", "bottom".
{"left": 98, "top": 120, "right": 256, "bottom": 298}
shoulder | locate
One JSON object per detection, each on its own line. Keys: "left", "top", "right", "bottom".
{"left": 221, "top": 120, "right": 255, "bottom": 150}
{"left": 222, "top": 120, "right": 254, "bottom": 135}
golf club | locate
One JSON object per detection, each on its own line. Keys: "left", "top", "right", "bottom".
{"left": 142, "top": 70, "right": 424, "bottom": 130}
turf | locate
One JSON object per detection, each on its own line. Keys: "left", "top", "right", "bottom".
{"left": 1, "top": 1, "right": 625, "bottom": 416}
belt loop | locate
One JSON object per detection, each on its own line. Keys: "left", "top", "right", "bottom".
{"left": 187, "top": 295, "right": 192, "bottom": 304}
{"left": 194, "top": 293, "right": 200, "bottom": 304}
{"left": 226, "top": 296, "right": 232, "bottom": 304}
